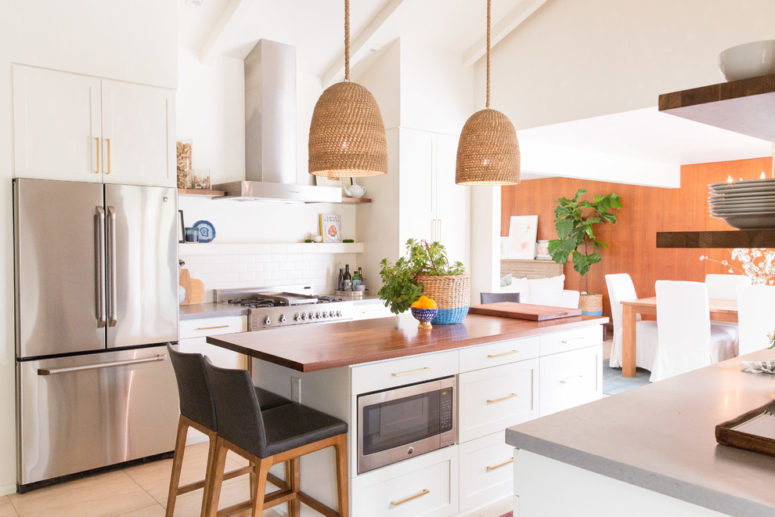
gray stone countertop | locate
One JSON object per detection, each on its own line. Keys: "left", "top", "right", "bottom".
{"left": 506, "top": 349, "right": 775, "bottom": 517}
{"left": 179, "top": 303, "right": 247, "bottom": 320}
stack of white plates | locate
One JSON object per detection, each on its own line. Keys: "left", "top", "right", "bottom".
{"left": 709, "top": 178, "right": 775, "bottom": 229}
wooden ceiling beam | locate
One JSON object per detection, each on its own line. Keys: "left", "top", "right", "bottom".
{"left": 198, "top": 0, "right": 248, "bottom": 63}
{"left": 461, "top": 0, "right": 549, "bottom": 67}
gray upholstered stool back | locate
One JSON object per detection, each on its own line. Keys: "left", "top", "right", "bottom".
{"left": 480, "top": 292, "right": 520, "bottom": 304}
{"left": 167, "top": 344, "right": 217, "bottom": 431}
{"left": 204, "top": 359, "right": 268, "bottom": 458}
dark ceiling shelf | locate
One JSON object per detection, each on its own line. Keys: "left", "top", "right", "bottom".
{"left": 658, "top": 74, "right": 775, "bottom": 141}
{"left": 657, "top": 230, "right": 775, "bottom": 248}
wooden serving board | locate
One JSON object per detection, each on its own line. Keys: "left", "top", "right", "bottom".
{"left": 468, "top": 302, "right": 581, "bottom": 321}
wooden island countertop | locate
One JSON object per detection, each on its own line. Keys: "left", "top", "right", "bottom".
{"left": 206, "top": 312, "right": 608, "bottom": 372}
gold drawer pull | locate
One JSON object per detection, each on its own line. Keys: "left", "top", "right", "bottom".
{"left": 391, "top": 367, "right": 431, "bottom": 377}
{"left": 486, "top": 458, "right": 514, "bottom": 471}
{"left": 560, "top": 375, "right": 584, "bottom": 384}
{"left": 487, "top": 349, "right": 519, "bottom": 358}
{"left": 390, "top": 488, "right": 430, "bottom": 506}
{"left": 561, "top": 337, "right": 586, "bottom": 344}
{"left": 487, "top": 393, "right": 517, "bottom": 404}
{"left": 196, "top": 324, "right": 230, "bottom": 331}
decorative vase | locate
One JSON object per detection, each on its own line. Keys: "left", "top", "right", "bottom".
{"left": 414, "top": 274, "right": 470, "bottom": 324}
{"left": 579, "top": 293, "right": 603, "bottom": 316}
{"left": 411, "top": 307, "right": 438, "bottom": 329}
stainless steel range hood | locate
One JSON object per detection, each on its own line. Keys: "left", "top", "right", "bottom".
{"left": 215, "top": 40, "right": 342, "bottom": 203}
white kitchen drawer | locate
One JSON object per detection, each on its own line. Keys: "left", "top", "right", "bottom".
{"left": 458, "top": 359, "right": 538, "bottom": 443}
{"left": 352, "top": 301, "right": 393, "bottom": 320}
{"left": 351, "top": 350, "right": 459, "bottom": 395}
{"left": 352, "top": 446, "right": 458, "bottom": 517}
{"left": 458, "top": 337, "right": 540, "bottom": 373}
{"left": 539, "top": 344, "right": 602, "bottom": 417}
{"left": 178, "top": 315, "right": 246, "bottom": 339}
{"left": 459, "top": 431, "right": 515, "bottom": 513}
{"left": 540, "top": 325, "right": 603, "bottom": 356}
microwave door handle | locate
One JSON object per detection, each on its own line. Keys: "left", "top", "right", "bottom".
{"left": 106, "top": 206, "right": 117, "bottom": 327}
{"left": 95, "top": 207, "right": 106, "bottom": 328}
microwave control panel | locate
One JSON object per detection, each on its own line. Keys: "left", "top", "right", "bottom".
{"left": 439, "top": 388, "right": 454, "bottom": 432}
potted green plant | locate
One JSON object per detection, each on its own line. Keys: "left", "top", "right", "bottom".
{"left": 379, "top": 239, "right": 469, "bottom": 324}
{"left": 548, "top": 189, "right": 622, "bottom": 315}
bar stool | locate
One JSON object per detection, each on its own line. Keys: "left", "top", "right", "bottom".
{"left": 203, "top": 359, "right": 349, "bottom": 517}
{"left": 166, "top": 345, "right": 290, "bottom": 516}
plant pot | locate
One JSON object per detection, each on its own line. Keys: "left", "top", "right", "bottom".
{"left": 579, "top": 293, "right": 603, "bottom": 316}
{"left": 415, "top": 274, "right": 470, "bottom": 324}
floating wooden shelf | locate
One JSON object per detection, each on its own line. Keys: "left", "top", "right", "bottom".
{"left": 179, "top": 242, "right": 365, "bottom": 255}
{"left": 501, "top": 259, "right": 563, "bottom": 279}
{"left": 658, "top": 74, "right": 775, "bottom": 141}
{"left": 177, "top": 188, "right": 225, "bottom": 197}
{"left": 656, "top": 230, "right": 775, "bottom": 248}
{"left": 341, "top": 197, "right": 372, "bottom": 204}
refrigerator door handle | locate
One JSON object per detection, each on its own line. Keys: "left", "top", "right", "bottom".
{"left": 37, "top": 354, "right": 167, "bottom": 376}
{"left": 95, "top": 207, "right": 106, "bottom": 328}
{"left": 106, "top": 206, "right": 117, "bottom": 327}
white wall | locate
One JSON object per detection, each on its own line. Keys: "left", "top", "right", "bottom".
{"left": 480, "top": 0, "right": 775, "bottom": 130}
{"left": 0, "top": 0, "right": 178, "bottom": 496}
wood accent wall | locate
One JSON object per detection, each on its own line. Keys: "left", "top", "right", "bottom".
{"left": 501, "top": 157, "right": 772, "bottom": 317}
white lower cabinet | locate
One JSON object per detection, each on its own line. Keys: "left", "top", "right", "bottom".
{"left": 459, "top": 432, "right": 515, "bottom": 513}
{"left": 352, "top": 446, "right": 458, "bottom": 517}
{"left": 458, "top": 359, "right": 538, "bottom": 443}
{"left": 539, "top": 345, "right": 602, "bottom": 416}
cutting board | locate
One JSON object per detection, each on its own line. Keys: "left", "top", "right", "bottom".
{"left": 468, "top": 302, "right": 582, "bottom": 321}
{"left": 179, "top": 268, "right": 205, "bottom": 306}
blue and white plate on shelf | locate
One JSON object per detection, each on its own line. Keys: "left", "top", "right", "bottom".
{"left": 192, "top": 220, "right": 216, "bottom": 243}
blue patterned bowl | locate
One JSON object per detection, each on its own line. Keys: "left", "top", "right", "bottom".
{"left": 411, "top": 307, "right": 438, "bottom": 330}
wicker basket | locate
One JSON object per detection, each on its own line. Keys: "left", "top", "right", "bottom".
{"left": 579, "top": 293, "right": 603, "bottom": 316}
{"left": 415, "top": 274, "right": 470, "bottom": 324}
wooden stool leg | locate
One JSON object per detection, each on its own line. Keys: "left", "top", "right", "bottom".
{"left": 249, "top": 461, "right": 256, "bottom": 502}
{"left": 251, "top": 457, "right": 273, "bottom": 517}
{"left": 334, "top": 434, "right": 349, "bottom": 517}
{"left": 199, "top": 430, "right": 218, "bottom": 517}
{"left": 165, "top": 416, "right": 189, "bottom": 517}
{"left": 288, "top": 458, "right": 301, "bottom": 517}
{"left": 205, "top": 437, "right": 229, "bottom": 517}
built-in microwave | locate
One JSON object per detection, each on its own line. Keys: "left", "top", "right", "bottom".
{"left": 357, "top": 376, "right": 456, "bottom": 474}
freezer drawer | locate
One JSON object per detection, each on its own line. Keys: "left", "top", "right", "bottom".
{"left": 17, "top": 345, "right": 179, "bottom": 486}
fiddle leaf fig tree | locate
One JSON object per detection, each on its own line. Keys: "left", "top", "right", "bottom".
{"left": 548, "top": 189, "right": 622, "bottom": 293}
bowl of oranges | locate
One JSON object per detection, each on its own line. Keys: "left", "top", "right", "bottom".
{"left": 410, "top": 295, "right": 438, "bottom": 330}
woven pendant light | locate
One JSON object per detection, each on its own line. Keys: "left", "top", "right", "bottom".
{"left": 456, "top": 0, "right": 520, "bottom": 185}
{"left": 309, "top": 0, "right": 387, "bottom": 178}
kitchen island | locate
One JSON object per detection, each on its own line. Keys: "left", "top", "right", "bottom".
{"left": 208, "top": 312, "right": 607, "bottom": 516}
{"left": 506, "top": 349, "right": 775, "bottom": 517}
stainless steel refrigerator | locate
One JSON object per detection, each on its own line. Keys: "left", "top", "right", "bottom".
{"left": 13, "top": 178, "right": 179, "bottom": 490}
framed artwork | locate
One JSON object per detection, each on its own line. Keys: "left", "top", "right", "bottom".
{"left": 536, "top": 239, "right": 551, "bottom": 260}
{"left": 505, "top": 215, "right": 538, "bottom": 259}
{"left": 314, "top": 175, "right": 343, "bottom": 188}
{"left": 319, "top": 213, "right": 343, "bottom": 243}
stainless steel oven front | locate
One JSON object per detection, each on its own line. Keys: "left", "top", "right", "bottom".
{"left": 357, "top": 376, "right": 456, "bottom": 474}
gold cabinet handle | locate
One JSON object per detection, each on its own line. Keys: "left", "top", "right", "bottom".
{"left": 196, "top": 324, "right": 230, "bottom": 331}
{"left": 390, "top": 488, "right": 430, "bottom": 506}
{"left": 94, "top": 137, "right": 101, "bottom": 173}
{"left": 105, "top": 137, "right": 111, "bottom": 174}
{"left": 391, "top": 367, "right": 431, "bottom": 377}
{"left": 487, "top": 349, "right": 519, "bottom": 358}
{"left": 487, "top": 393, "right": 517, "bottom": 404}
{"left": 486, "top": 458, "right": 514, "bottom": 471}
{"left": 561, "top": 337, "right": 586, "bottom": 344}
{"left": 560, "top": 375, "right": 584, "bottom": 384}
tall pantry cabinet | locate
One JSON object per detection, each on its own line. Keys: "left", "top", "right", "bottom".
{"left": 12, "top": 64, "right": 175, "bottom": 187}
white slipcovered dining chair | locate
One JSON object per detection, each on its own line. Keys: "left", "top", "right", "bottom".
{"left": 737, "top": 285, "right": 775, "bottom": 355}
{"left": 604, "top": 273, "right": 658, "bottom": 371}
{"left": 651, "top": 281, "right": 739, "bottom": 382}
{"left": 705, "top": 274, "right": 748, "bottom": 299}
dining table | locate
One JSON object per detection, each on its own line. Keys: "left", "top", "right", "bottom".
{"left": 620, "top": 297, "right": 738, "bottom": 377}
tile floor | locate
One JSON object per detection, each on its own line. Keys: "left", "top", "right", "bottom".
{"left": 1, "top": 442, "right": 512, "bottom": 516}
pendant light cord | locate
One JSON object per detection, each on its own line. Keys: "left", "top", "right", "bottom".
{"left": 344, "top": 0, "right": 350, "bottom": 81}
{"left": 486, "top": 0, "right": 491, "bottom": 108}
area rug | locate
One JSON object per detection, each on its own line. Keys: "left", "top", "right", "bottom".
{"left": 602, "top": 360, "right": 650, "bottom": 395}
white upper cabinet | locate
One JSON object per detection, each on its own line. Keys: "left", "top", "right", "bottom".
{"left": 13, "top": 65, "right": 101, "bottom": 182}
{"left": 13, "top": 65, "right": 175, "bottom": 187}
{"left": 101, "top": 80, "right": 174, "bottom": 187}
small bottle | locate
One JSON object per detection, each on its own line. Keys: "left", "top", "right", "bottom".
{"left": 337, "top": 267, "right": 344, "bottom": 291}
{"left": 357, "top": 266, "right": 365, "bottom": 286}
{"left": 343, "top": 264, "right": 352, "bottom": 290}
{"left": 352, "top": 268, "right": 361, "bottom": 287}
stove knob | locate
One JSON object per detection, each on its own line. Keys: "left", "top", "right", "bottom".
{"left": 264, "top": 316, "right": 272, "bottom": 326}
{"left": 310, "top": 312, "right": 317, "bottom": 320}
{"left": 336, "top": 310, "right": 343, "bottom": 317}
{"left": 300, "top": 313, "right": 307, "bottom": 321}
{"left": 317, "top": 312, "right": 324, "bottom": 319}
{"left": 328, "top": 311, "right": 335, "bottom": 318}
{"left": 323, "top": 311, "right": 330, "bottom": 318}
{"left": 295, "top": 313, "right": 302, "bottom": 321}
{"left": 280, "top": 314, "right": 287, "bottom": 323}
